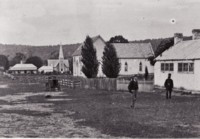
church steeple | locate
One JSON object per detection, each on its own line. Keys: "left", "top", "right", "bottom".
{"left": 59, "top": 44, "right": 64, "bottom": 73}
{"left": 59, "top": 44, "right": 64, "bottom": 59}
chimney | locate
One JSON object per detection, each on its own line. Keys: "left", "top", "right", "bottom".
{"left": 174, "top": 33, "right": 183, "bottom": 44}
{"left": 20, "top": 60, "right": 23, "bottom": 64}
{"left": 192, "top": 29, "right": 200, "bottom": 40}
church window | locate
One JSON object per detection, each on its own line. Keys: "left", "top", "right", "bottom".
{"left": 125, "top": 62, "right": 128, "bottom": 72}
{"left": 139, "top": 62, "right": 142, "bottom": 71}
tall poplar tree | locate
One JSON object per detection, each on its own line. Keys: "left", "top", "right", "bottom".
{"left": 81, "top": 36, "right": 99, "bottom": 78}
{"left": 102, "top": 43, "right": 121, "bottom": 78}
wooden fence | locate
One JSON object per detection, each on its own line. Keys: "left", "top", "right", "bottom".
{"left": 117, "top": 79, "right": 154, "bottom": 92}
{"left": 60, "top": 78, "right": 116, "bottom": 91}
{"left": 59, "top": 79, "right": 81, "bottom": 88}
{"left": 12, "top": 75, "right": 154, "bottom": 92}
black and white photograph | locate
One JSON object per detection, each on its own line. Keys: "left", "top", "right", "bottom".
{"left": 0, "top": 0, "right": 200, "bottom": 138}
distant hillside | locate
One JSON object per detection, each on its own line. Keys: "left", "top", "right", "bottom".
{"left": 0, "top": 43, "right": 80, "bottom": 61}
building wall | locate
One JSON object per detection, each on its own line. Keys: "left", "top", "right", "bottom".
{"left": 155, "top": 60, "right": 200, "bottom": 91}
{"left": 119, "top": 58, "right": 154, "bottom": 75}
{"left": 73, "top": 56, "right": 83, "bottom": 77}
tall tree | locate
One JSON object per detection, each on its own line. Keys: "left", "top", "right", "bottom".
{"left": 144, "top": 66, "right": 149, "bottom": 80}
{"left": 81, "top": 36, "right": 99, "bottom": 78}
{"left": 109, "top": 35, "right": 129, "bottom": 43}
{"left": 154, "top": 37, "right": 174, "bottom": 57}
{"left": 102, "top": 43, "right": 121, "bottom": 78}
{"left": 68, "top": 58, "right": 73, "bottom": 75}
{"left": 10, "top": 52, "right": 26, "bottom": 66}
{"left": 0, "top": 55, "right": 9, "bottom": 70}
{"left": 25, "top": 56, "right": 43, "bottom": 68}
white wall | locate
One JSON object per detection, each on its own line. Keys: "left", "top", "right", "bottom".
{"left": 73, "top": 56, "right": 84, "bottom": 77}
{"left": 119, "top": 58, "right": 154, "bottom": 75}
{"left": 154, "top": 60, "right": 200, "bottom": 91}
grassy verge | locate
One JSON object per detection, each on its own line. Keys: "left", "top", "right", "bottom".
{"left": 61, "top": 88, "right": 200, "bottom": 138}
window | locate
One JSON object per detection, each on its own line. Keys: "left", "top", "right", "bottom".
{"left": 189, "top": 63, "right": 194, "bottom": 72}
{"left": 125, "top": 62, "right": 128, "bottom": 72}
{"left": 139, "top": 62, "right": 142, "bottom": 71}
{"left": 170, "top": 63, "right": 174, "bottom": 71}
{"left": 160, "top": 63, "right": 174, "bottom": 72}
{"left": 76, "top": 60, "right": 79, "bottom": 66}
{"left": 161, "top": 63, "right": 164, "bottom": 71}
{"left": 178, "top": 63, "right": 182, "bottom": 72}
{"left": 178, "top": 62, "right": 194, "bottom": 73}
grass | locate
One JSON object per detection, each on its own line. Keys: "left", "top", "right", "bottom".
{"left": 62, "top": 88, "right": 200, "bottom": 138}
{"left": 0, "top": 75, "right": 200, "bottom": 137}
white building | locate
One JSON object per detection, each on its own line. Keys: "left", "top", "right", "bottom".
{"left": 72, "top": 35, "right": 154, "bottom": 77}
{"left": 9, "top": 62, "right": 37, "bottom": 74}
{"left": 155, "top": 29, "right": 200, "bottom": 93}
{"left": 38, "top": 66, "right": 53, "bottom": 73}
{"left": 113, "top": 43, "right": 154, "bottom": 76}
{"left": 48, "top": 45, "right": 69, "bottom": 73}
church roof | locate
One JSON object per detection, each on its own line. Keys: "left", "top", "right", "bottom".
{"left": 112, "top": 43, "right": 154, "bottom": 59}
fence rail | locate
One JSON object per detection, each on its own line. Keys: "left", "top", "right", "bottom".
{"left": 60, "top": 79, "right": 81, "bottom": 88}
{"left": 117, "top": 79, "right": 154, "bottom": 92}
{"left": 11, "top": 75, "right": 154, "bottom": 92}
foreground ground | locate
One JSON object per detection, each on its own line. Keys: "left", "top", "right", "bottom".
{"left": 0, "top": 75, "right": 200, "bottom": 138}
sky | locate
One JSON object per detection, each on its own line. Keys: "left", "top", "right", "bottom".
{"left": 0, "top": 0, "right": 200, "bottom": 45}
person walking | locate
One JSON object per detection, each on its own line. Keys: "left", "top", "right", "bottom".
{"left": 164, "top": 73, "right": 174, "bottom": 99}
{"left": 128, "top": 76, "right": 139, "bottom": 108}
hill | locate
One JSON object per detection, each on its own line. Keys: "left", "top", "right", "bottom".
{"left": 0, "top": 43, "right": 80, "bottom": 61}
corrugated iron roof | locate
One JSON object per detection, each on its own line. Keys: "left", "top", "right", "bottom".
{"left": 113, "top": 43, "right": 154, "bottom": 58}
{"left": 10, "top": 64, "right": 37, "bottom": 71}
{"left": 156, "top": 39, "right": 200, "bottom": 61}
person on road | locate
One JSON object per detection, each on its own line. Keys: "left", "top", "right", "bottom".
{"left": 128, "top": 76, "right": 139, "bottom": 108}
{"left": 164, "top": 73, "right": 174, "bottom": 99}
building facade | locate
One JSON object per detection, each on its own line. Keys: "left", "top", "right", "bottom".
{"left": 155, "top": 29, "right": 200, "bottom": 93}
{"left": 9, "top": 62, "right": 37, "bottom": 74}
{"left": 113, "top": 43, "right": 154, "bottom": 76}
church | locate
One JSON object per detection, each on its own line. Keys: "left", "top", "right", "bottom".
{"left": 48, "top": 45, "right": 69, "bottom": 73}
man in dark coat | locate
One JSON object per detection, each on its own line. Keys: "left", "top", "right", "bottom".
{"left": 164, "top": 73, "right": 174, "bottom": 99}
{"left": 128, "top": 76, "right": 139, "bottom": 108}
